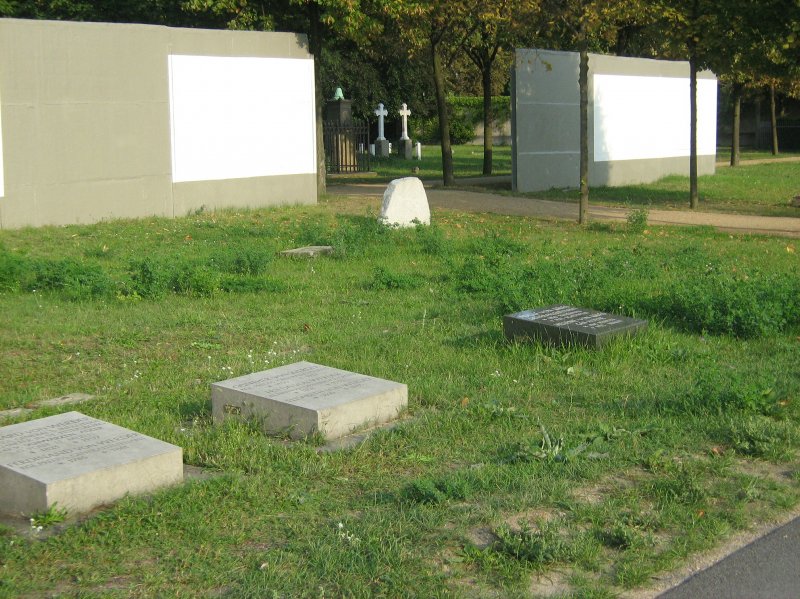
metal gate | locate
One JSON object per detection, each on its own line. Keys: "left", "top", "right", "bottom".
{"left": 323, "top": 120, "right": 371, "bottom": 173}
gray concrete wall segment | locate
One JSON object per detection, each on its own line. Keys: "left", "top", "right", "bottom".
{"left": 0, "top": 18, "right": 315, "bottom": 229}
{"left": 172, "top": 174, "right": 317, "bottom": 217}
{"left": 513, "top": 48, "right": 716, "bottom": 192}
{"left": 514, "top": 49, "right": 581, "bottom": 191}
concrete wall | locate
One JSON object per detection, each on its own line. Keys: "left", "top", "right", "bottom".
{"left": 0, "top": 18, "right": 317, "bottom": 229}
{"left": 513, "top": 49, "right": 717, "bottom": 193}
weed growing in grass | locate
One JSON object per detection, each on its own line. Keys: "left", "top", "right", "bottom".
{"left": 29, "top": 503, "right": 68, "bottom": 531}
{"left": 413, "top": 222, "right": 452, "bottom": 256}
{"left": 330, "top": 215, "right": 391, "bottom": 258}
{"left": 643, "top": 458, "right": 709, "bottom": 508}
{"left": 594, "top": 520, "right": 654, "bottom": 550}
{"left": 717, "top": 416, "right": 799, "bottom": 461}
{"left": 129, "top": 258, "right": 169, "bottom": 299}
{"left": 368, "top": 266, "right": 424, "bottom": 290}
{"left": 492, "top": 521, "right": 571, "bottom": 568}
{"left": 402, "top": 473, "right": 476, "bottom": 504}
{"left": 626, "top": 208, "right": 649, "bottom": 233}
{"left": 215, "top": 246, "right": 274, "bottom": 276}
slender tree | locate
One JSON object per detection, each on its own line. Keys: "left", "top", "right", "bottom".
{"left": 462, "top": 0, "right": 517, "bottom": 176}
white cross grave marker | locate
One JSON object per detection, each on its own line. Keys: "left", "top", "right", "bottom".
{"left": 398, "top": 103, "right": 411, "bottom": 140}
{"left": 375, "top": 103, "right": 388, "bottom": 141}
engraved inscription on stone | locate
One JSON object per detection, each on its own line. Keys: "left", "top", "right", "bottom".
{"left": 515, "top": 305, "right": 623, "bottom": 331}
{"left": 230, "top": 363, "right": 374, "bottom": 405}
{"left": 504, "top": 304, "right": 648, "bottom": 348}
{"left": 212, "top": 362, "right": 409, "bottom": 440}
{"left": 0, "top": 416, "right": 141, "bottom": 473}
{"left": 0, "top": 411, "right": 184, "bottom": 516}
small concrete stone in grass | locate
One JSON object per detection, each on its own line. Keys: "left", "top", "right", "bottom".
{"left": 0, "top": 411, "right": 183, "bottom": 516}
{"left": 380, "top": 177, "right": 430, "bottom": 227}
{"left": 279, "top": 245, "right": 334, "bottom": 257}
{"left": 504, "top": 304, "right": 647, "bottom": 348}
{"left": 211, "top": 361, "right": 407, "bottom": 441}
{"left": 36, "top": 393, "right": 95, "bottom": 408}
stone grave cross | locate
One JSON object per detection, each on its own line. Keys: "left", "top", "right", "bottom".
{"left": 398, "top": 103, "right": 411, "bottom": 140}
{"left": 374, "top": 103, "right": 388, "bottom": 141}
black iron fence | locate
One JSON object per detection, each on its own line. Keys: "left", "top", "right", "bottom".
{"left": 323, "top": 120, "right": 371, "bottom": 174}
{"left": 756, "top": 122, "right": 800, "bottom": 151}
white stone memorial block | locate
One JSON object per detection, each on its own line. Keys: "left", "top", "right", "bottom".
{"left": 211, "top": 361, "right": 407, "bottom": 440}
{"left": 380, "top": 177, "right": 430, "bottom": 227}
{"left": 0, "top": 412, "right": 183, "bottom": 516}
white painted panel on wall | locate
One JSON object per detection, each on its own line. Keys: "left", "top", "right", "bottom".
{"left": 168, "top": 55, "right": 316, "bottom": 183}
{"left": 593, "top": 74, "right": 716, "bottom": 162}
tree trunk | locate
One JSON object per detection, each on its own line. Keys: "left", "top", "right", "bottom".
{"left": 689, "top": 52, "right": 698, "bottom": 209}
{"left": 770, "top": 83, "right": 779, "bottom": 155}
{"left": 482, "top": 62, "right": 493, "bottom": 176}
{"left": 432, "top": 40, "right": 454, "bottom": 186}
{"left": 578, "top": 44, "right": 589, "bottom": 224}
{"left": 307, "top": 3, "right": 326, "bottom": 196}
{"left": 730, "top": 83, "right": 741, "bottom": 166}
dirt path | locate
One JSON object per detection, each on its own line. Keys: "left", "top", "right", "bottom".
{"left": 330, "top": 182, "right": 800, "bottom": 238}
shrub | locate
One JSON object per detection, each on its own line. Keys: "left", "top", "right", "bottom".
{"left": 26, "top": 258, "right": 114, "bottom": 300}
{"left": 170, "top": 263, "right": 220, "bottom": 296}
{"left": 0, "top": 246, "right": 25, "bottom": 292}
{"left": 129, "top": 258, "right": 169, "bottom": 299}
{"left": 215, "top": 246, "right": 273, "bottom": 276}
{"left": 647, "top": 271, "right": 800, "bottom": 337}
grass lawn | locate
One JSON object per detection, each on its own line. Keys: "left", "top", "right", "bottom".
{"left": 532, "top": 162, "right": 800, "bottom": 217}
{"left": 715, "top": 146, "right": 800, "bottom": 162}
{"left": 1, "top": 203, "right": 799, "bottom": 597}
{"left": 328, "top": 144, "right": 513, "bottom": 184}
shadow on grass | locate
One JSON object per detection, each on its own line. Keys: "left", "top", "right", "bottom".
{"left": 178, "top": 397, "right": 210, "bottom": 421}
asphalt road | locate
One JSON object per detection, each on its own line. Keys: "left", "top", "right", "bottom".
{"left": 658, "top": 516, "right": 800, "bottom": 599}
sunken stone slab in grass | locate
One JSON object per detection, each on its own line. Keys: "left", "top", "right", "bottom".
{"left": 0, "top": 412, "right": 183, "bottom": 517}
{"left": 211, "top": 361, "right": 407, "bottom": 441}
{"left": 504, "top": 304, "right": 647, "bottom": 349}
{"left": 279, "top": 245, "right": 334, "bottom": 257}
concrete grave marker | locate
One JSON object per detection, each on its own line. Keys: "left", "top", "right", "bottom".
{"left": 397, "top": 103, "right": 413, "bottom": 159}
{"left": 374, "top": 103, "right": 391, "bottom": 157}
{"left": 211, "top": 361, "right": 407, "bottom": 440}
{"left": 0, "top": 412, "right": 183, "bottom": 516}
{"left": 380, "top": 177, "right": 430, "bottom": 227}
{"left": 504, "top": 304, "right": 647, "bottom": 348}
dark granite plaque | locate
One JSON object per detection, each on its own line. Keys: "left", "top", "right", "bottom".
{"left": 503, "top": 304, "right": 647, "bottom": 348}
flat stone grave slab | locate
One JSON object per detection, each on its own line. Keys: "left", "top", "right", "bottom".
{"left": 504, "top": 304, "right": 647, "bottom": 348}
{"left": 279, "top": 245, "right": 334, "bottom": 257}
{"left": 0, "top": 411, "right": 183, "bottom": 517}
{"left": 212, "top": 361, "right": 407, "bottom": 440}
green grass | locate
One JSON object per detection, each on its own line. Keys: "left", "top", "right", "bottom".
{"left": 0, "top": 204, "right": 799, "bottom": 597}
{"left": 329, "top": 144, "right": 512, "bottom": 183}
{"left": 716, "top": 146, "right": 800, "bottom": 162}
{"left": 526, "top": 161, "right": 800, "bottom": 217}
